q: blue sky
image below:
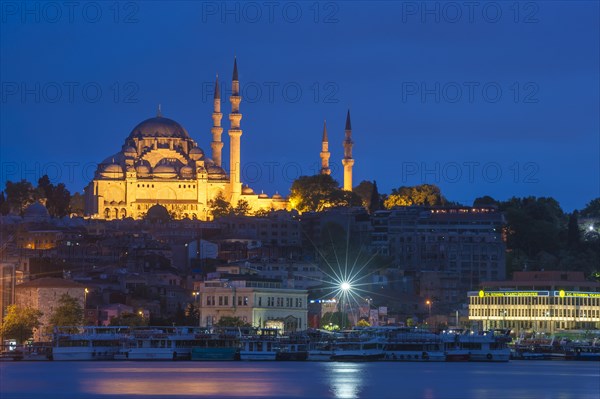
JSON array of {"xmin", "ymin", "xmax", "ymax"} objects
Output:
[{"xmin": 1, "ymin": 1, "xmax": 598, "ymax": 211}]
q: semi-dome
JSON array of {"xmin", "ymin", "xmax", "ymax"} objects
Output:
[
  {"xmin": 128, "ymin": 116, "xmax": 190, "ymax": 140},
  {"xmin": 136, "ymin": 164, "xmax": 151, "ymax": 177},
  {"xmin": 100, "ymin": 163, "xmax": 124, "ymax": 178},
  {"xmin": 153, "ymin": 164, "xmax": 178, "ymax": 179}
]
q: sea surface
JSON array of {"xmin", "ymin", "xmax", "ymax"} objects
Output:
[{"xmin": 1, "ymin": 361, "xmax": 599, "ymax": 399}]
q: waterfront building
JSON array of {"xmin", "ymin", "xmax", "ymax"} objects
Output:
[
  {"xmin": 194, "ymin": 276, "xmax": 308, "ymax": 332},
  {"xmin": 468, "ymin": 271, "xmax": 600, "ymax": 333}
]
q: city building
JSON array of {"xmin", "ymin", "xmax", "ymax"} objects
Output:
[
  {"xmin": 468, "ymin": 271, "xmax": 600, "ymax": 333},
  {"xmin": 194, "ymin": 276, "xmax": 307, "ymax": 332},
  {"xmin": 15, "ymin": 278, "xmax": 86, "ymax": 341},
  {"xmin": 370, "ymin": 206, "xmax": 506, "ymax": 297}
]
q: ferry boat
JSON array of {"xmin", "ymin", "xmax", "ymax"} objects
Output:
[
  {"xmin": 276, "ymin": 334, "xmax": 309, "ymax": 361},
  {"xmin": 443, "ymin": 329, "xmax": 511, "ymax": 362},
  {"xmin": 239, "ymin": 328, "xmax": 280, "ymax": 361},
  {"xmin": 123, "ymin": 326, "xmax": 204, "ymax": 360},
  {"xmin": 52, "ymin": 326, "xmax": 127, "ymax": 361},
  {"xmin": 331, "ymin": 337, "xmax": 385, "ymax": 362},
  {"xmin": 191, "ymin": 328, "xmax": 240, "ymax": 361},
  {"xmin": 565, "ymin": 342, "xmax": 600, "ymax": 361},
  {"xmin": 381, "ymin": 328, "xmax": 446, "ymax": 362}
]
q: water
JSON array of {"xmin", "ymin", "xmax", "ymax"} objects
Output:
[{"xmin": 1, "ymin": 361, "xmax": 599, "ymax": 399}]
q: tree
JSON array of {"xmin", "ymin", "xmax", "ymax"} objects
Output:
[
  {"xmin": 357, "ymin": 319, "xmax": 371, "ymax": 327},
  {"xmin": 46, "ymin": 182, "xmax": 71, "ymax": 218},
  {"xmin": 473, "ymin": 195, "xmax": 498, "ymax": 207},
  {"xmin": 4, "ymin": 180, "xmax": 37, "ymax": 215},
  {"xmin": 233, "ymin": 199, "xmax": 251, "ymax": 216},
  {"xmin": 353, "ymin": 180, "xmax": 382, "ymax": 214},
  {"xmin": 384, "ymin": 184, "xmax": 447, "ymax": 208},
  {"xmin": 253, "ymin": 208, "xmax": 272, "ymax": 217},
  {"xmin": 0, "ymin": 191, "xmax": 7, "ymax": 215},
  {"xmin": 289, "ymin": 174, "xmax": 362, "ymax": 213},
  {"xmin": 185, "ymin": 303, "xmax": 199, "ymax": 326},
  {"xmin": 215, "ymin": 316, "xmax": 251, "ymax": 327},
  {"xmin": 0, "ymin": 305, "xmax": 43, "ymax": 344},
  {"xmin": 580, "ymin": 198, "xmax": 600, "ymax": 218},
  {"xmin": 208, "ymin": 192, "xmax": 232, "ymax": 218},
  {"xmin": 109, "ymin": 312, "xmax": 148, "ymax": 327},
  {"xmin": 69, "ymin": 192, "xmax": 85, "ymax": 216},
  {"xmin": 320, "ymin": 312, "xmax": 350, "ymax": 330},
  {"xmin": 47, "ymin": 294, "xmax": 83, "ymax": 333},
  {"xmin": 567, "ymin": 212, "xmax": 581, "ymax": 249}
]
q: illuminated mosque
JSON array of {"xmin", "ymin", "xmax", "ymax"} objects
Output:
[{"xmin": 84, "ymin": 59, "xmax": 354, "ymax": 220}]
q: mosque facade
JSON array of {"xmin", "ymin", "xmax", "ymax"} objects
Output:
[{"xmin": 84, "ymin": 59, "xmax": 287, "ymax": 220}]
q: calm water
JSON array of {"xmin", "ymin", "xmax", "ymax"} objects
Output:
[{"xmin": 1, "ymin": 361, "xmax": 599, "ymax": 399}]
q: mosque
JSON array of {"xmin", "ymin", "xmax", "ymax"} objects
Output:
[{"xmin": 84, "ymin": 59, "xmax": 355, "ymax": 220}]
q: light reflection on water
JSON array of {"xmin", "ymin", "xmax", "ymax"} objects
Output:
[
  {"xmin": 327, "ymin": 363, "xmax": 366, "ymax": 399},
  {"xmin": 1, "ymin": 361, "xmax": 599, "ymax": 399}
]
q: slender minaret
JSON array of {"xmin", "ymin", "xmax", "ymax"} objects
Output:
[
  {"xmin": 342, "ymin": 110, "xmax": 354, "ymax": 191},
  {"xmin": 320, "ymin": 120, "xmax": 331, "ymax": 175},
  {"xmin": 228, "ymin": 57, "xmax": 243, "ymax": 201},
  {"xmin": 211, "ymin": 75, "xmax": 224, "ymax": 167}
]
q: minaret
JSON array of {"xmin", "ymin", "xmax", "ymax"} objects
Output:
[
  {"xmin": 320, "ymin": 120, "xmax": 331, "ymax": 175},
  {"xmin": 228, "ymin": 57, "xmax": 243, "ymax": 201},
  {"xmin": 342, "ymin": 110, "xmax": 354, "ymax": 191},
  {"xmin": 211, "ymin": 75, "xmax": 224, "ymax": 167}
]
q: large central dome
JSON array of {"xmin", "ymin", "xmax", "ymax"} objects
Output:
[{"xmin": 128, "ymin": 116, "xmax": 190, "ymax": 140}]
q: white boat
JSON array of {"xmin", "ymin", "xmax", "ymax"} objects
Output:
[
  {"xmin": 443, "ymin": 329, "xmax": 511, "ymax": 362},
  {"xmin": 239, "ymin": 329, "xmax": 280, "ymax": 361},
  {"xmin": 52, "ymin": 326, "xmax": 127, "ymax": 361},
  {"xmin": 307, "ymin": 341, "xmax": 335, "ymax": 361},
  {"xmin": 381, "ymin": 328, "xmax": 446, "ymax": 362},
  {"xmin": 123, "ymin": 327, "xmax": 204, "ymax": 360},
  {"xmin": 331, "ymin": 338, "xmax": 385, "ymax": 361}
]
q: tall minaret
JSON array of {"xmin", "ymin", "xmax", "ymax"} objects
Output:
[
  {"xmin": 342, "ymin": 110, "xmax": 354, "ymax": 191},
  {"xmin": 320, "ymin": 120, "xmax": 331, "ymax": 175},
  {"xmin": 228, "ymin": 57, "xmax": 243, "ymax": 201},
  {"xmin": 211, "ymin": 75, "xmax": 224, "ymax": 167}
]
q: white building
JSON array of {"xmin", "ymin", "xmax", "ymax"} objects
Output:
[{"xmin": 194, "ymin": 277, "xmax": 307, "ymax": 332}]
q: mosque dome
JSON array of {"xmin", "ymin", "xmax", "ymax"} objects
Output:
[
  {"xmin": 153, "ymin": 165, "xmax": 178, "ymax": 179},
  {"xmin": 189, "ymin": 147, "xmax": 204, "ymax": 161},
  {"xmin": 100, "ymin": 163, "xmax": 124, "ymax": 178},
  {"xmin": 127, "ymin": 116, "xmax": 190, "ymax": 140},
  {"xmin": 123, "ymin": 146, "xmax": 137, "ymax": 157},
  {"xmin": 180, "ymin": 165, "xmax": 194, "ymax": 178},
  {"xmin": 258, "ymin": 192, "xmax": 269, "ymax": 199},
  {"xmin": 136, "ymin": 164, "xmax": 151, "ymax": 177},
  {"xmin": 272, "ymin": 192, "xmax": 283, "ymax": 199},
  {"xmin": 242, "ymin": 186, "xmax": 255, "ymax": 195},
  {"xmin": 145, "ymin": 204, "xmax": 171, "ymax": 223},
  {"xmin": 207, "ymin": 165, "xmax": 227, "ymax": 179},
  {"xmin": 23, "ymin": 202, "xmax": 50, "ymax": 222}
]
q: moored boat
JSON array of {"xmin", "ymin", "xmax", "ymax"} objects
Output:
[{"xmin": 52, "ymin": 326, "xmax": 127, "ymax": 361}]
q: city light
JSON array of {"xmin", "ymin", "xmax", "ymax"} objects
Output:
[{"xmin": 341, "ymin": 282, "xmax": 351, "ymax": 291}]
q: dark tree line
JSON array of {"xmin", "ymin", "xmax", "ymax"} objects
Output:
[{"xmin": 0, "ymin": 175, "xmax": 83, "ymax": 217}]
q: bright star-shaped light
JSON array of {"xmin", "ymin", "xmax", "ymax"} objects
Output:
[{"xmin": 341, "ymin": 282, "xmax": 351, "ymax": 291}]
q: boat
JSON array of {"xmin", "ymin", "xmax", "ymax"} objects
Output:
[
  {"xmin": 443, "ymin": 329, "xmax": 511, "ymax": 362},
  {"xmin": 52, "ymin": 326, "xmax": 127, "ymax": 361},
  {"xmin": 381, "ymin": 327, "xmax": 446, "ymax": 362},
  {"xmin": 276, "ymin": 334, "xmax": 309, "ymax": 361},
  {"xmin": 123, "ymin": 326, "xmax": 205, "ymax": 360},
  {"xmin": 330, "ymin": 332, "xmax": 385, "ymax": 362},
  {"xmin": 239, "ymin": 328, "xmax": 280, "ymax": 361},
  {"xmin": 565, "ymin": 340, "xmax": 600, "ymax": 361},
  {"xmin": 191, "ymin": 328, "xmax": 240, "ymax": 361}
]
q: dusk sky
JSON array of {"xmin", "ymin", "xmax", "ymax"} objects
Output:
[{"xmin": 1, "ymin": 1, "xmax": 598, "ymax": 211}]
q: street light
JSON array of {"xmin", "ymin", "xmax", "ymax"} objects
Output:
[
  {"xmin": 425, "ymin": 300, "xmax": 432, "ymax": 318},
  {"xmin": 340, "ymin": 282, "xmax": 351, "ymax": 329},
  {"xmin": 193, "ymin": 291, "xmax": 201, "ymax": 327},
  {"xmin": 84, "ymin": 288, "xmax": 89, "ymax": 310}
]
